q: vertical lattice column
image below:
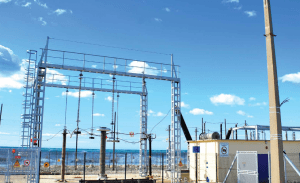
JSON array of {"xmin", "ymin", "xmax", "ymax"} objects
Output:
[
  {"xmin": 171, "ymin": 81, "xmax": 181, "ymax": 183},
  {"xmin": 21, "ymin": 50, "xmax": 37, "ymax": 148},
  {"xmin": 139, "ymin": 78, "xmax": 148, "ymax": 176},
  {"xmin": 167, "ymin": 146, "xmax": 171, "ymax": 170}
]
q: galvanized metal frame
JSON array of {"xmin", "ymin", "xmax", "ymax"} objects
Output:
[
  {"xmin": 21, "ymin": 37, "xmax": 181, "ymax": 183},
  {"xmin": 139, "ymin": 78, "xmax": 148, "ymax": 176},
  {"xmin": 21, "ymin": 50, "xmax": 37, "ymax": 148}
]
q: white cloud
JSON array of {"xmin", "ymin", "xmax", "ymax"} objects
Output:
[
  {"xmin": 62, "ymin": 91, "xmax": 93, "ymax": 98},
  {"xmin": 9, "ymin": 90, "xmax": 12, "ymax": 93},
  {"xmin": 237, "ymin": 110, "xmax": 246, "ymax": 116},
  {"xmin": 0, "ymin": 73, "xmax": 23, "ymax": 89},
  {"xmin": 154, "ymin": 18, "xmax": 162, "ymax": 22},
  {"xmin": 237, "ymin": 110, "xmax": 254, "ymax": 118},
  {"xmin": 54, "ymin": 9, "xmax": 67, "ymax": 15},
  {"xmin": 0, "ymin": 47, "xmax": 26, "ymax": 89},
  {"xmin": 91, "ymin": 65, "xmax": 97, "ymax": 68},
  {"xmin": 181, "ymin": 101, "xmax": 189, "ymax": 108},
  {"xmin": 165, "ymin": 7, "xmax": 170, "ymax": 12},
  {"xmin": 0, "ymin": 0, "xmax": 11, "ymax": 3},
  {"xmin": 249, "ymin": 97, "xmax": 256, "ymax": 101},
  {"xmin": 183, "ymin": 92, "xmax": 188, "ymax": 95},
  {"xmin": 223, "ymin": 0, "xmax": 239, "ymax": 3},
  {"xmin": 34, "ymin": 0, "xmax": 47, "ymax": 8},
  {"xmin": 69, "ymin": 10, "xmax": 73, "ymax": 14},
  {"xmin": 189, "ymin": 108, "xmax": 213, "ymax": 115},
  {"xmin": 55, "ymin": 124, "xmax": 61, "ymax": 126},
  {"xmin": 105, "ymin": 96, "xmax": 116, "ymax": 102},
  {"xmin": 128, "ymin": 61, "xmax": 159, "ymax": 75},
  {"xmin": 244, "ymin": 11, "xmax": 257, "ymax": 17},
  {"xmin": 38, "ymin": 17, "xmax": 47, "ymax": 26},
  {"xmin": 0, "ymin": 44, "xmax": 21, "ymax": 75},
  {"xmin": 22, "ymin": 2, "xmax": 31, "ymax": 7},
  {"xmin": 149, "ymin": 110, "xmax": 155, "ymax": 114},
  {"xmin": 156, "ymin": 112, "xmax": 165, "ymax": 116},
  {"xmin": 210, "ymin": 94, "xmax": 245, "ymax": 105},
  {"xmin": 105, "ymin": 96, "xmax": 113, "ymax": 101},
  {"xmin": 234, "ymin": 6, "xmax": 242, "ymax": 10},
  {"xmin": 249, "ymin": 102, "xmax": 267, "ymax": 106},
  {"xmin": 280, "ymin": 72, "xmax": 300, "ymax": 84},
  {"xmin": 46, "ymin": 69, "xmax": 67, "ymax": 85},
  {"xmin": 43, "ymin": 133, "xmax": 61, "ymax": 137},
  {"xmin": 93, "ymin": 113, "xmax": 105, "ymax": 117},
  {"xmin": 0, "ymin": 132, "xmax": 10, "ymax": 135}
]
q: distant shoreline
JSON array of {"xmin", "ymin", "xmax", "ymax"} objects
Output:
[{"xmin": 0, "ymin": 146, "xmax": 188, "ymax": 152}]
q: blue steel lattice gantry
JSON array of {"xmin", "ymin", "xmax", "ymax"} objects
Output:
[{"xmin": 20, "ymin": 37, "xmax": 182, "ymax": 183}]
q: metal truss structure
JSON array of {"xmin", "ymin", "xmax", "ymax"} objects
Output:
[
  {"xmin": 21, "ymin": 37, "xmax": 181, "ymax": 183},
  {"xmin": 232, "ymin": 125, "xmax": 300, "ymax": 140}
]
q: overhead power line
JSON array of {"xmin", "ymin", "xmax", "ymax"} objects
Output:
[{"xmin": 49, "ymin": 37, "xmax": 171, "ymax": 56}]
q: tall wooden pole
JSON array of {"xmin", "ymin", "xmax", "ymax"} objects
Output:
[{"xmin": 264, "ymin": 0, "xmax": 285, "ymax": 182}]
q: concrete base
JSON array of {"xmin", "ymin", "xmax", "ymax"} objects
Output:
[{"xmin": 98, "ymin": 174, "xmax": 107, "ymax": 180}]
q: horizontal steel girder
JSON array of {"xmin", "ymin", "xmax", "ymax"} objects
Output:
[
  {"xmin": 45, "ymin": 83, "xmax": 143, "ymax": 95},
  {"xmin": 40, "ymin": 63, "xmax": 180, "ymax": 82}
]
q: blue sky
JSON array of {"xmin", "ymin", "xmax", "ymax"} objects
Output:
[{"xmin": 0, "ymin": 0, "xmax": 299, "ymax": 150}]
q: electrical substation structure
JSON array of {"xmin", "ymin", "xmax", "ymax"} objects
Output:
[{"xmin": 20, "ymin": 37, "xmax": 182, "ymax": 183}]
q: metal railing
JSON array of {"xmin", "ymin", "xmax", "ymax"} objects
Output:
[{"xmin": 42, "ymin": 49, "xmax": 180, "ymax": 79}]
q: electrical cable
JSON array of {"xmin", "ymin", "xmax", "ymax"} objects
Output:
[
  {"xmin": 150, "ymin": 109, "xmax": 171, "ymax": 133},
  {"xmin": 43, "ymin": 130, "xmax": 63, "ymax": 141},
  {"xmin": 119, "ymin": 138, "xmax": 141, "ymax": 144},
  {"xmin": 49, "ymin": 37, "xmax": 171, "ymax": 56}
]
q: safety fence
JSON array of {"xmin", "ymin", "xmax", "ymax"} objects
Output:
[
  {"xmin": 39, "ymin": 150, "xmax": 188, "ymax": 177},
  {"xmin": 0, "ymin": 148, "xmax": 39, "ymax": 183}
]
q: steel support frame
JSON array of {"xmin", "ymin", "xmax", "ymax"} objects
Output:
[
  {"xmin": 171, "ymin": 80, "xmax": 181, "ymax": 183},
  {"xmin": 23, "ymin": 38, "xmax": 181, "ymax": 183},
  {"xmin": 139, "ymin": 78, "xmax": 148, "ymax": 176}
]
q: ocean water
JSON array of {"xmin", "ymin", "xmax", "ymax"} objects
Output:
[
  {"xmin": 40, "ymin": 148, "xmax": 188, "ymax": 166},
  {"xmin": 0, "ymin": 147, "xmax": 188, "ymax": 166}
]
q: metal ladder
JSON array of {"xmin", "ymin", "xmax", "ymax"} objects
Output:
[
  {"xmin": 29, "ymin": 62, "xmax": 47, "ymax": 183},
  {"xmin": 21, "ymin": 50, "xmax": 37, "ymax": 148}
]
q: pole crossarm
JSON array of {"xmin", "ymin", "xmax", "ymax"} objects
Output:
[
  {"xmin": 44, "ymin": 83, "xmax": 143, "ymax": 95},
  {"xmin": 41, "ymin": 63, "xmax": 180, "ymax": 82}
]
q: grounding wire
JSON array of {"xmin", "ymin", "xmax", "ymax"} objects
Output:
[
  {"xmin": 49, "ymin": 37, "xmax": 171, "ymax": 56},
  {"xmin": 150, "ymin": 109, "xmax": 171, "ymax": 133}
]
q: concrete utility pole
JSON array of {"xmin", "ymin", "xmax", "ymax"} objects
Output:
[
  {"xmin": 60, "ymin": 128, "xmax": 67, "ymax": 181},
  {"xmin": 263, "ymin": 0, "xmax": 285, "ymax": 182},
  {"xmin": 98, "ymin": 127, "xmax": 110, "ymax": 179}
]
